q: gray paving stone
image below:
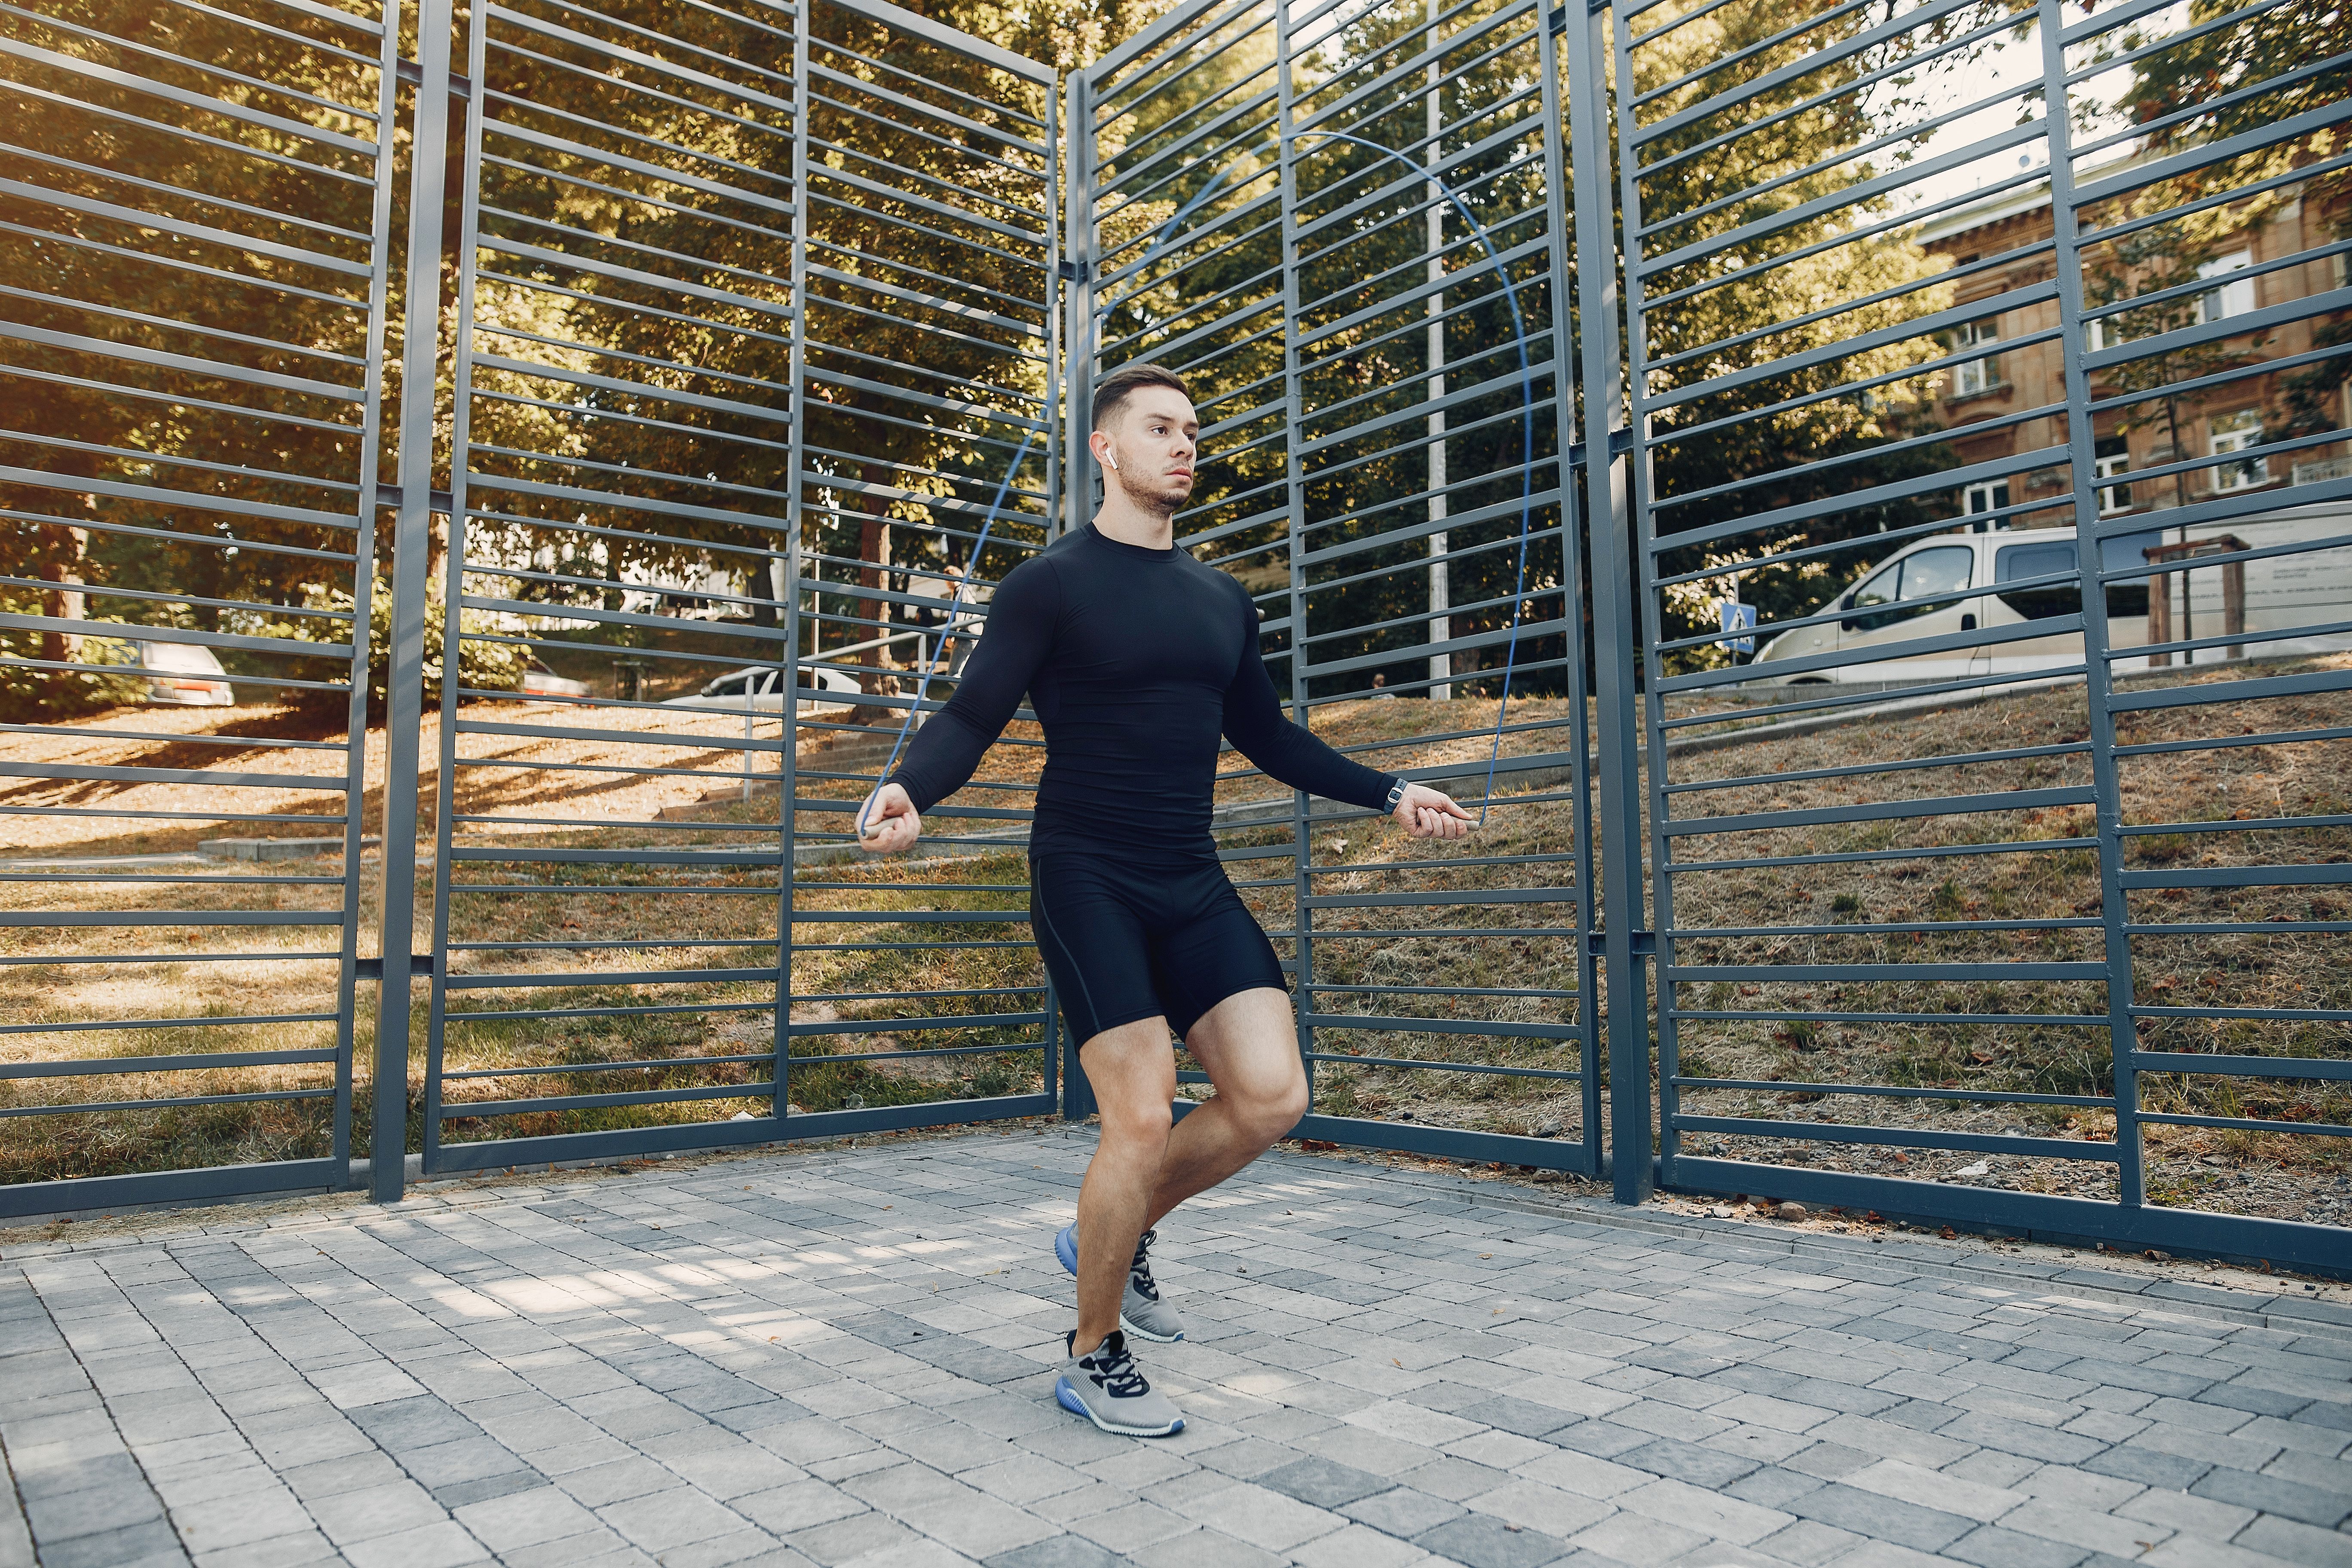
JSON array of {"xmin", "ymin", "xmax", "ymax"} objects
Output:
[
  {"xmin": 1939, "ymin": 1412, "xmax": 2110, "ymax": 1464},
  {"xmin": 9, "ymin": 1136, "xmax": 2349, "ymax": 1568},
  {"xmin": 2077, "ymin": 1444, "xmax": 2212, "ymax": 1490},
  {"xmin": 38, "ymin": 1520, "xmax": 187, "ymax": 1568},
  {"xmin": 1615, "ymin": 1435, "xmax": 1761, "ymax": 1488},
  {"xmin": 980, "ymin": 1538, "xmax": 1122, "ymax": 1568},
  {"xmin": 1257, "ymin": 1455, "xmax": 1392, "ymax": 1509},
  {"xmin": 1414, "ymin": 1513, "xmax": 1571, "ymax": 1567},
  {"xmin": 12, "ymin": 1450, "xmax": 145, "ymax": 1503},
  {"xmin": 452, "ymin": 1485, "xmax": 604, "ymax": 1554},
  {"xmin": 23, "ymin": 1483, "xmax": 165, "ymax": 1543},
  {"xmin": 2190, "ymin": 1465, "xmax": 2352, "ymax": 1529},
  {"xmin": 1753, "ymin": 1518, "xmax": 1868, "ymax": 1567},
  {"xmin": 1546, "ymin": 1421, "xmax": 1653, "ymax": 1459},
  {"xmin": 1343, "ymin": 1485, "xmax": 1467, "ymax": 1538},
  {"xmin": 1457, "ymin": 1396, "xmax": 1585, "ymax": 1439},
  {"xmin": 1787, "ymin": 1482, "xmax": 1978, "ymax": 1553},
  {"xmin": 597, "ymin": 1488, "xmax": 750, "ymax": 1553},
  {"xmin": 1943, "ymin": 1523, "xmax": 2095, "ymax": 1568},
  {"xmin": 1724, "ymin": 1465, "xmax": 1828, "ymax": 1511},
  {"xmin": 1785, "ymin": 1442, "xmax": 1877, "ymax": 1480},
  {"xmin": 306, "ymin": 1480, "xmax": 448, "ymax": 1546},
  {"xmin": 2231, "ymin": 1513, "xmax": 2352, "ymax": 1568},
  {"xmin": 344, "ymin": 1396, "xmax": 478, "ymax": 1453}
]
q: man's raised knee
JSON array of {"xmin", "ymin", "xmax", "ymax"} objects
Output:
[
  {"xmin": 1239, "ymin": 1076, "xmax": 1308, "ymax": 1143},
  {"xmin": 1099, "ymin": 1096, "xmax": 1173, "ymax": 1148}
]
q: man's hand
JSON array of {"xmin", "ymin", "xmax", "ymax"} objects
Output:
[
  {"xmin": 1392, "ymin": 782, "xmax": 1473, "ymax": 840},
  {"xmin": 858, "ymin": 782, "xmax": 921, "ymax": 853}
]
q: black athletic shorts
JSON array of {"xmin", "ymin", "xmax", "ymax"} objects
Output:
[{"xmin": 1027, "ymin": 849, "xmax": 1287, "ymax": 1046}]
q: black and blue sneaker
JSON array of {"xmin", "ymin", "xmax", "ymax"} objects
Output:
[
  {"xmin": 1054, "ymin": 1223, "xmax": 1184, "ymax": 1343},
  {"xmin": 1056, "ymin": 1329, "xmax": 1184, "ymax": 1436}
]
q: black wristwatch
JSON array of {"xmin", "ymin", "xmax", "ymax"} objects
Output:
[{"xmin": 1383, "ymin": 777, "xmax": 1408, "ymax": 814}]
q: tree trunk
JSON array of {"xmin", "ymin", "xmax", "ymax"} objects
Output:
[
  {"xmin": 37, "ymin": 521, "xmax": 88, "ymax": 698},
  {"xmin": 849, "ymin": 467, "xmax": 897, "ymax": 726},
  {"xmin": 747, "ymin": 555, "xmax": 780, "ymax": 628}
]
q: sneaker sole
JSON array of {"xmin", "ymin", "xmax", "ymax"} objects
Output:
[
  {"xmin": 1054, "ymin": 1377, "xmax": 1184, "ymax": 1437},
  {"xmin": 1120, "ymin": 1314, "xmax": 1183, "ymax": 1345}
]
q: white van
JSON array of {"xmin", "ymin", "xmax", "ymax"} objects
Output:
[
  {"xmin": 1749, "ymin": 500, "xmax": 2352, "ymax": 684},
  {"xmin": 135, "ymin": 640, "xmax": 234, "ymax": 706}
]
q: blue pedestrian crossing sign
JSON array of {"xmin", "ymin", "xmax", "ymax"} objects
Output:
[{"xmin": 1718, "ymin": 598, "xmax": 1757, "ymax": 656}]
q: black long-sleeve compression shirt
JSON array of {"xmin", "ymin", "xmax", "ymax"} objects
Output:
[{"xmin": 884, "ymin": 524, "xmax": 1399, "ymax": 858}]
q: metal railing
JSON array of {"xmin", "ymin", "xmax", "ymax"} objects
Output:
[
  {"xmin": 1072, "ymin": 0, "xmax": 1606, "ymax": 1174},
  {"xmin": 1622, "ymin": 0, "xmax": 2352, "ymax": 1269},
  {"xmin": 5, "ymin": 0, "xmax": 2348, "ymax": 1270},
  {"xmin": 410, "ymin": 0, "xmax": 1063, "ymax": 1181},
  {"xmin": 0, "ymin": 0, "xmax": 396, "ymax": 1216}
]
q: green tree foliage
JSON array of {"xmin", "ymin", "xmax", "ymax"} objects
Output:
[
  {"xmin": 2073, "ymin": 0, "xmax": 2348, "ymax": 487},
  {"xmin": 449, "ymin": 0, "xmax": 1150, "ymax": 722},
  {"xmin": 1, "ymin": 0, "xmax": 1150, "ymax": 723},
  {"xmin": 1090, "ymin": 0, "xmax": 1574, "ymax": 701},
  {"xmin": 1633, "ymin": 0, "xmax": 2020, "ymax": 670},
  {"xmin": 1093, "ymin": 0, "xmax": 1994, "ymax": 687},
  {"xmin": 0, "ymin": 0, "xmax": 392, "ymax": 719}
]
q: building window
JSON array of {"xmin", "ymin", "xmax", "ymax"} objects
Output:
[
  {"xmin": 2210, "ymin": 408, "xmax": 2268, "ymax": 491},
  {"xmin": 2094, "ymin": 437, "xmax": 2131, "ymax": 514},
  {"xmin": 2196, "ymin": 250, "xmax": 2256, "ymax": 325},
  {"xmin": 1964, "ymin": 479, "xmax": 2012, "ymax": 524},
  {"xmin": 1952, "ymin": 318, "xmax": 1999, "ymax": 396}
]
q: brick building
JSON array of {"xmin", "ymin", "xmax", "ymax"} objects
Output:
[{"xmin": 1915, "ymin": 177, "xmax": 2350, "ymax": 533}]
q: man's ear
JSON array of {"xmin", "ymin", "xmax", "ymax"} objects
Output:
[{"xmin": 1090, "ymin": 430, "xmax": 1118, "ymax": 470}]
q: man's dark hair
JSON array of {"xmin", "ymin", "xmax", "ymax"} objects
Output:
[{"xmin": 1090, "ymin": 361, "xmax": 1191, "ymax": 430}]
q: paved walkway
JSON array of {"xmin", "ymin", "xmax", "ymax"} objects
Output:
[{"xmin": 3, "ymin": 1129, "xmax": 2348, "ymax": 1568}]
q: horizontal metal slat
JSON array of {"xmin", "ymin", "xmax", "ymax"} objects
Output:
[
  {"xmin": 0, "ymin": 1048, "xmax": 340, "ymax": 1079},
  {"xmin": 1671, "ymin": 1115, "xmax": 2121, "ymax": 1162}
]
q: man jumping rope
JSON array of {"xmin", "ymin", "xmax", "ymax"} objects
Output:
[{"xmin": 857, "ymin": 362, "xmax": 1473, "ymax": 1437}]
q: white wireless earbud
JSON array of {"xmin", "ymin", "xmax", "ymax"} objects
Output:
[{"xmin": 1104, "ymin": 452, "xmax": 1119, "ymax": 469}]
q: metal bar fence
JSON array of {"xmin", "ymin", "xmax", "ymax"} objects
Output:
[
  {"xmin": 0, "ymin": 0, "xmax": 398, "ymax": 1216},
  {"xmin": 415, "ymin": 0, "xmax": 1062, "ymax": 1185},
  {"xmin": 1078, "ymin": 0, "xmax": 1607, "ymax": 1176},
  {"xmin": 1619, "ymin": 0, "xmax": 2352, "ymax": 1266},
  {"xmin": 6, "ymin": 0, "xmax": 2348, "ymax": 1268}
]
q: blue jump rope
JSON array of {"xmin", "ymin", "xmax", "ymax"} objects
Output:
[
  {"xmin": 854, "ymin": 132, "xmax": 1537, "ymax": 839},
  {"xmin": 854, "ymin": 430, "xmax": 1034, "ymax": 842}
]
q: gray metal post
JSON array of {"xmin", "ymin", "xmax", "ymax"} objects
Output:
[
  {"xmin": 1424, "ymin": 0, "xmax": 1450, "ymax": 701},
  {"xmin": 1062, "ymin": 70, "xmax": 1096, "ymax": 544},
  {"xmin": 776, "ymin": 4, "xmax": 813, "ymax": 1128},
  {"xmin": 1041, "ymin": 76, "xmax": 1065, "ymax": 1112},
  {"xmin": 1060, "ymin": 65, "xmax": 1094, "ymax": 1121},
  {"xmin": 372, "ymin": 0, "xmax": 455, "ymax": 1204},
  {"xmin": 1275, "ymin": 0, "xmax": 1318, "ymax": 1115},
  {"xmin": 2039, "ymin": 0, "xmax": 2144, "ymax": 1211},
  {"xmin": 1571, "ymin": 0, "xmax": 1651, "ymax": 1203},
  {"xmin": 1536, "ymin": 0, "xmax": 1603, "ymax": 1179},
  {"xmin": 334, "ymin": 11, "xmax": 407, "ymax": 1181}
]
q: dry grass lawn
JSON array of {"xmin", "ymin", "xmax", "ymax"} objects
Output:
[{"xmin": 2, "ymin": 669, "xmax": 2346, "ymax": 1229}]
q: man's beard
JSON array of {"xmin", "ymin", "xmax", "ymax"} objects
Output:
[{"xmin": 1112, "ymin": 463, "xmax": 1184, "ymax": 518}]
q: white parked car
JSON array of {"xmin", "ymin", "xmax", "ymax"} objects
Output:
[
  {"xmin": 517, "ymin": 657, "xmax": 592, "ymax": 699},
  {"xmin": 1748, "ymin": 500, "xmax": 2352, "ymax": 685},
  {"xmin": 662, "ymin": 663, "xmax": 862, "ymax": 713},
  {"xmin": 135, "ymin": 640, "xmax": 234, "ymax": 706}
]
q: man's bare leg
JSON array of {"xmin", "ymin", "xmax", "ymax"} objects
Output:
[
  {"xmin": 1070, "ymin": 1018, "xmax": 1176, "ymax": 1357},
  {"xmin": 1071, "ymin": 989, "xmax": 1306, "ymax": 1354},
  {"xmin": 1144, "ymin": 987, "xmax": 1307, "ymax": 1228}
]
